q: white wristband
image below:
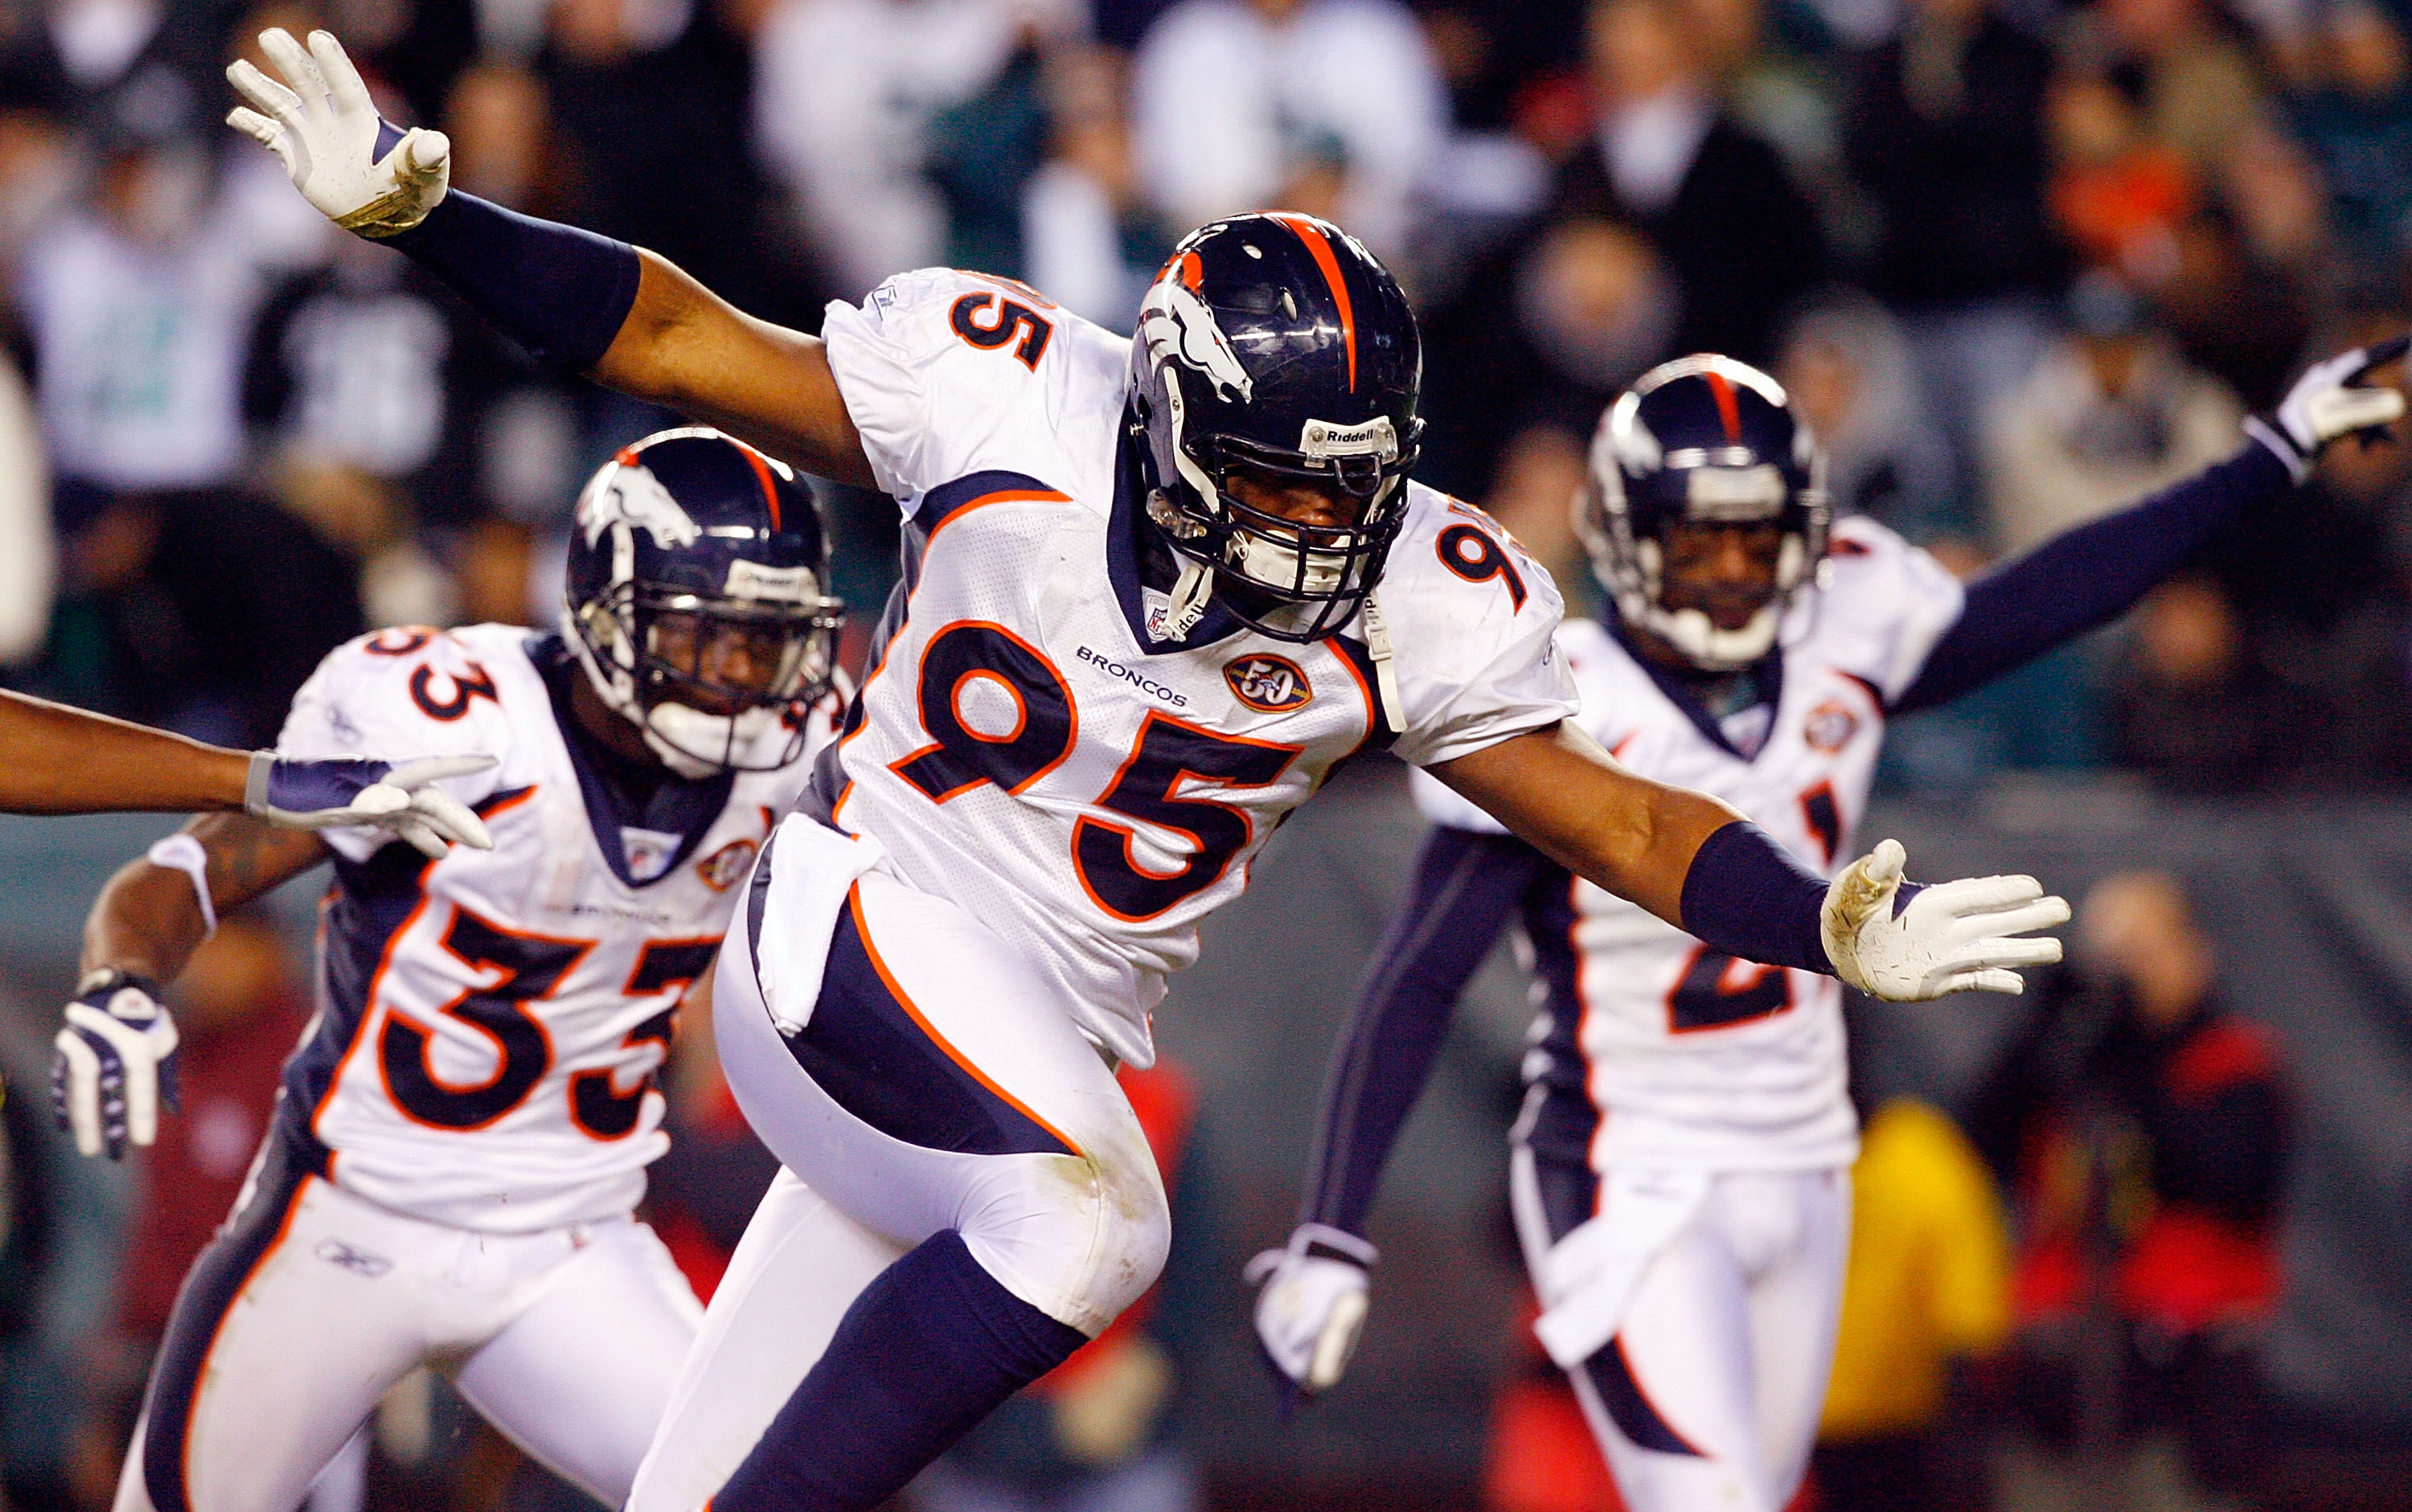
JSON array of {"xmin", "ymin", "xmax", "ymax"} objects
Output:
[{"xmin": 147, "ymin": 833, "xmax": 217, "ymax": 938}]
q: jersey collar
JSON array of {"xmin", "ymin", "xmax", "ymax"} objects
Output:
[
  {"xmin": 1107, "ymin": 428, "xmax": 1248, "ymax": 655},
  {"xmin": 1604, "ymin": 608, "xmax": 1786, "ymax": 764}
]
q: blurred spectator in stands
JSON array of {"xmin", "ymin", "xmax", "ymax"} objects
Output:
[
  {"xmin": 2287, "ymin": 0, "xmax": 2412, "ymax": 273},
  {"xmin": 754, "ymin": 0, "xmax": 1074, "ymax": 297},
  {"xmin": 0, "ymin": 349, "xmax": 53, "ymax": 666},
  {"xmin": 1778, "ymin": 289, "xmax": 1968, "ymax": 543},
  {"xmin": 1843, "ymin": 0, "xmax": 2059, "ymax": 500},
  {"xmin": 1811, "ymin": 1096, "xmax": 2011, "ymax": 1512},
  {"xmin": 2045, "ymin": 65, "xmax": 2194, "ymax": 289},
  {"xmin": 2097, "ymin": 0, "xmax": 2270, "ymax": 180},
  {"xmin": 2102, "ymin": 575, "xmax": 2289, "ymax": 793},
  {"xmin": 550, "ymin": 0, "xmax": 816, "ymax": 323},
  {"xmin": 2204, "ymin": 315, "xmax": 2412, "ymax": 790},
  {"xmin": 244, "ymin": 228, "xmax": 522, "ymax": 627},
  {"xmin": 1417, "ymin": 212, "xmax": 1675, "ymax": 495},
  {"xmin": 1019, "ymin": 47, "xmax": 1173, "ymax": 327},
  {"xmin": 911, "ymin": 1059, "xmax": 1207, "ymax": 1512},
  {"xmin": 1981, "ymin": 271, "xmax": 2241, "ymax": 553},
  {"xmin": 2156, "ymin": 118, "xmax": 2324, "ymax": 412},
  {"xmin": 1130, "ymin": 0, "xmax": 1446, "ymax": 264},
  {"xmin": 1479, "ymin": 423, "xmax": 1589, "ymax": 595},
  {"xmin": 1539, "ymin": 0, "xmax": 1819, "ymax": 366},
  {"xmin": 1968, "ymin": 871, "xmax": 2287, "ymax": 1510}
]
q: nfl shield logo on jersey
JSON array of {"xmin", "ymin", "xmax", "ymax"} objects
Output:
[
  {"xmin": 622, "ymin": 826, "xmax": 681, "ymax": 883},
  {"xmin": 1224, "ymin": 654, "xmax": 1313, "ymax": 712}
]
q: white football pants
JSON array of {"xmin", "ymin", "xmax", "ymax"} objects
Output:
[
  {"xmin": 114, "ymin": 1136, "xmax": 700, "ymax": 1512},
  {"xmin": 626, "ymin": 842, "xmax": 1167, "ymax": 1512},
  {"xmin": 1512, "ymin": 1149, "xmax": 1850, "ymax": 1512}
]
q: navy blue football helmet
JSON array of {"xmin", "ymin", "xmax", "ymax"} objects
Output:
[
  {"xmin": 1575, "ymin": 354, "xmax": 1830, "ymax": 670},
  {"xmin": 564, "ymin": 428, "xmax": 845, "ymax": 776},
  {"xmin": 1128, "ymin": 213, "xmax": 1423, "ymax": 642}
]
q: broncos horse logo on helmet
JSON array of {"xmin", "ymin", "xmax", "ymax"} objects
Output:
[
  {"xmin": 1575, "ymin": 354, "xmax": 1832, "ymax": 672},
  {"xmin": 1129, "ymin": 213, "xmax": 1423, "ymax": 643},
  {"xmin": 565, "ymin": 428, "xmax": 846, "ymax": 776}
]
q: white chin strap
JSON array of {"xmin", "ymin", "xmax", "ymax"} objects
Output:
[{"xmin": 1644, "ymin": 603, "xmax": 1782, "ymax": 670}]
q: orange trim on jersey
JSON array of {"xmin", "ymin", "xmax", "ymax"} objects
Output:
[
  {"xmin": 846, "ymin": 885, "xmax": 1086, "ymax": 1159},
  {"xmin": 1330, "ymin": 644, "xmax": 1382, "ymax": 760},
  {"xmin": 474, "ymin": 785, "xmax": 539, "ymax": 822},
  {"xmin": 312, "ymin": 876, "xmax": 437, "ymax": 1149},
  {"xmin": 738, "ymin": 445, "xmax": 783, "ymax": 533},
  {"xmin": 1271, "ymin": 215, "xmax": 1357, "ymax": 391},
  {"xmin": 1705, "ymin": 368, "xmax": 1741, "ymax": 443},
  {"xmin": 924, "ymin": 490, "xmax": 1068, "ymax": 548},
  {"xmin": 184, "ymin": 1173, "xmax": 316, "ymax": 1492},
  {"xmin": 375, "ymin": 906, "xmax": 594, "ymax": 1134}
]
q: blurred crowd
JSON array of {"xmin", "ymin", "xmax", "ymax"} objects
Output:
[{"xmin": 0, "ymin": 0, "xmax": 2405, "ymax": 788}]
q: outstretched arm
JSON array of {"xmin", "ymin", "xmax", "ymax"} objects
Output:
[
  {"xmin": 226, "ymin": 28, "xmax": 877, "ymax": 489},
  {"xmin": 1251, "ymin": 825, "xmax": 1542, "ymax": 1399},
  {"xmin": 1430, "ymin": 721, "xmax": 2065, "ymax": 1000},
  {"xmin": 0, "ymin": 692, "xmax": 253, "ymax": 814},
  {"xmin": 1302, "ymin": 826, "xmax": 1546, "ymax": 1237},
  {"xmin": 0, "ymin": 693, "xmax": 490, "ymax": 854},
  {"xmin": 1899, "ymin": 338, "xmax": 2408, "ymax": 713}
]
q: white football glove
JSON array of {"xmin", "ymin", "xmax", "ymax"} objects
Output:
[
  {"xmin": 51, "ymin": 970, "xmax": 178, "ymax": 1160},
  {"xmin": 226, "ymin": 28, "xmax": 449, "ymax": 237},
  {"xmin": 1822, "ymin": 838, "xmax": 2069, "ymax": 1001},
  {"xmin": 1245, "ymin": 1223, "xmax": 1376, "ymax": 1398},
  {"xmin": 246, "ymin": 753, "xmax": 496, "ymax": 858},
  {"xmin": 2244, "ymin": 334, "xmax": 2409, "ymax": 482}
]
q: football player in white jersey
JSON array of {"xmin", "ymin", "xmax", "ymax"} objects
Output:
[
  {"xmin": 1262, "ymin": 346, "xmax": 2406, "ymax": 1511},
  {"xmin": 57, "ymin": 427, "xmax": 845, "ymax": 1512},
  {"xmin": 224, "ymin": 31, "xmax": 2070, "ymax": 1509}
]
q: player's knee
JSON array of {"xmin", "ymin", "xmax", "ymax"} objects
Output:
[{"xmin": 962, "ymin": 1147, "xmax": 1169, "ymax": 1334}]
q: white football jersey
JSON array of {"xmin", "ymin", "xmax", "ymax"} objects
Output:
[
  {"xmin": 818, "ymin": 267, "xmax": 1578, "ymax": 1065},
  {"xmin": 1417, "ymin": 518, "xmax": 1965, "ymax": 1170},
  {"xmin": 273, "ymin": 623, "xmax": 827, "ymax": 1232}
]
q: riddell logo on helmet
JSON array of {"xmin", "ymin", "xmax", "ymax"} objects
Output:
[{"xmin": 1224, "ymin": 655, "xmax": 1312, "ymax": 712}]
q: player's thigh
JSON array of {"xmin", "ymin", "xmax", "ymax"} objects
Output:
[
  {"xmin": 626, "ymin": 1170, "xmax": 908, "ymax": 1512},
  {"xmin": 720, "ymin": 863, "xmax": 1165, "ymax": 1328},
  {"xmin": 124, "ymin": 1151, "xmax": 427, "ymax": 1512},
  {"xmin": 1741, "ymin": 1168, "xmax": 1852, "ymax": 1502},
  {"xmin": 1581, "ymin": 1209, "xmax": 1774, "ymax": 1510},
  {"xmin": 450, "ymin": 1215, "xmax": 704, "ymax": 1507}
]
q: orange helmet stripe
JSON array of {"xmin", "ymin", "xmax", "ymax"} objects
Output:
[
  {"xmin": 1270, "ymin": 214, "xmax": 1357, "ymax": 391},
  {"xmin": 1705, "ymin": 368, "xmax": 1741, "ymax": 443}
]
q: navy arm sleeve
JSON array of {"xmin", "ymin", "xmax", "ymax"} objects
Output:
[
  {"xmin": 1893, "ymin": 440, "xmax": 2289, "ymax": 714},
  {"xmin": 1300, "ymin": 826, "xmax": 1549, "ymax": 1236},
  {"xmin": 380, "ymin": 190, "xmax": 641, "ymax": 372}
]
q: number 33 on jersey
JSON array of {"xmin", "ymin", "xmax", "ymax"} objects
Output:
[{"xmin": 274, "ymin": 623, "xmax": 827, "ymax": 1233}]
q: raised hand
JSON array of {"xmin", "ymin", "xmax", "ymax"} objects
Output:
[
  {"xmin": 2246, "ymin": 334, "xmax": 2410, "ymax": 482},
  {"xmin": 226, "ymin": 27, "xmax": 449, "ymax": 236},
  {"xmin": 1822, "ymin": 838, "xmax": 2069, "ymax": 1000}
]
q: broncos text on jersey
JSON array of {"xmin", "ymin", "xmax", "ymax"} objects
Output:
[
  {"xmin": 272, "ymin": 623, "xmax": 827, "ymax": 1231},
  {"xmin": 816, "ymin": 267, "xmax": 1578, "ymax": 1065},
  {"xmin": 1417, "ymin": 516, "xmax": 1966, "ymax": 1170}
]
